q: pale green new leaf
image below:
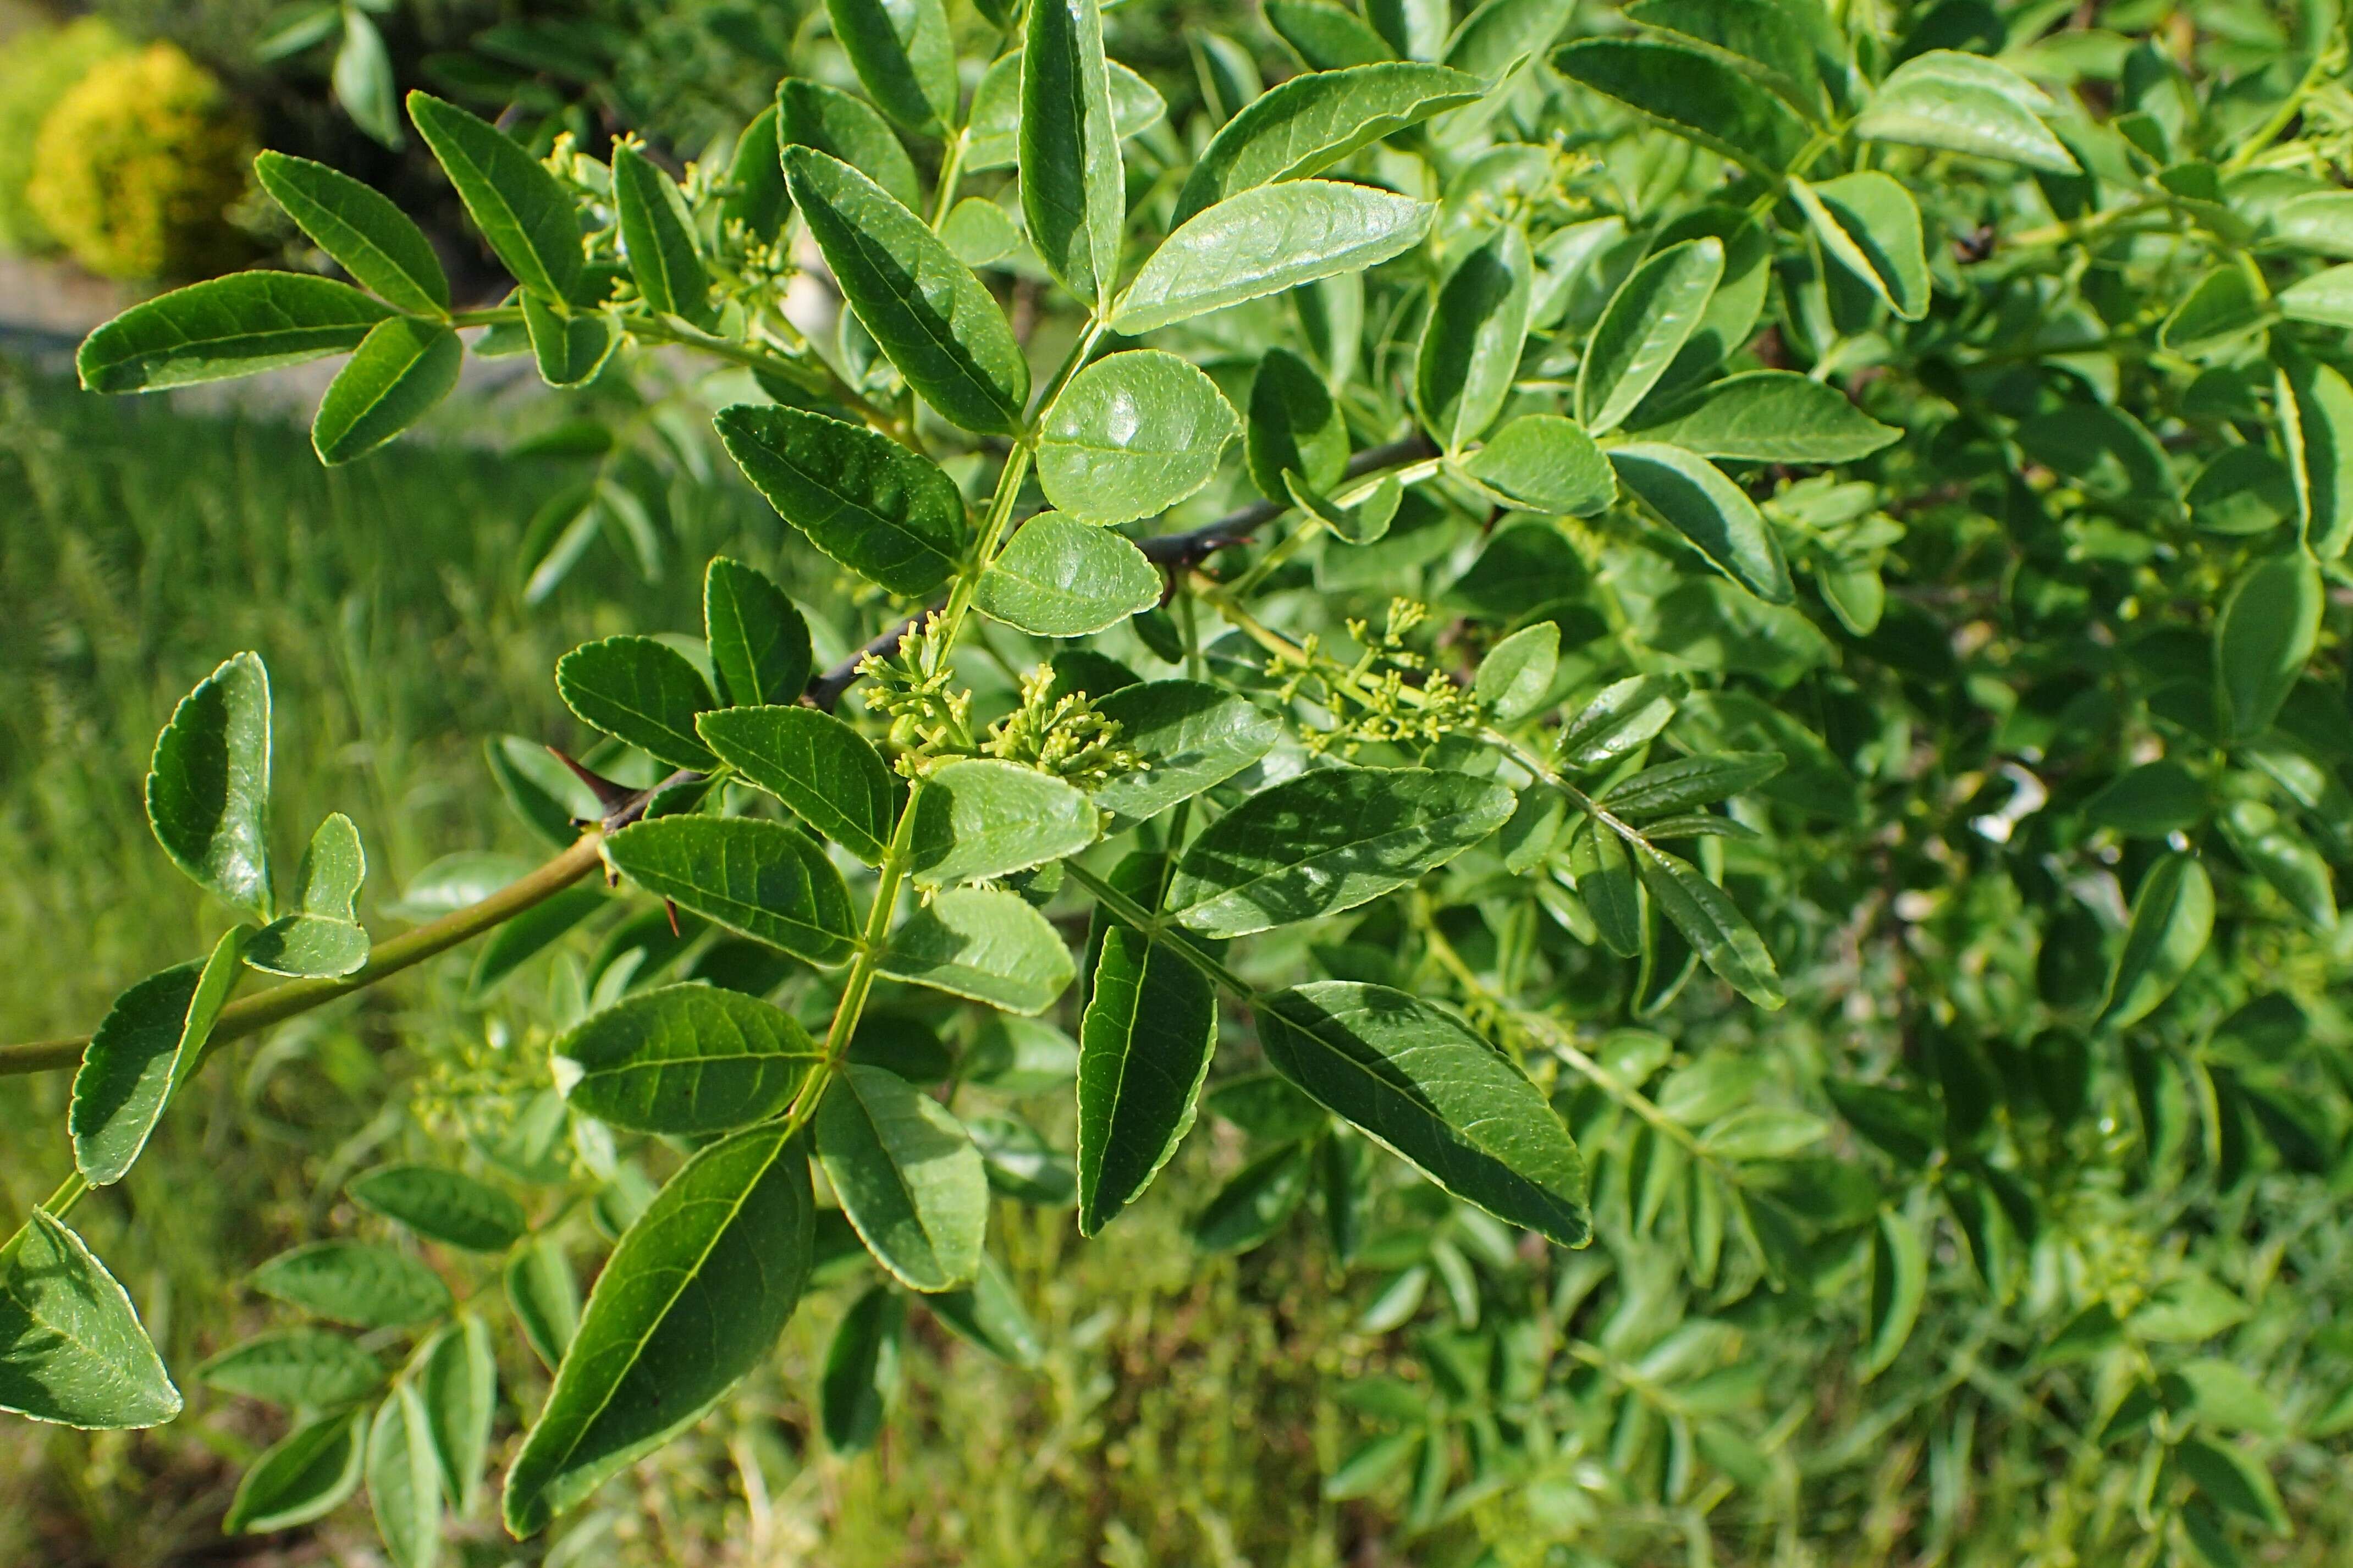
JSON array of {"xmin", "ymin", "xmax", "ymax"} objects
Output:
[
  {"xmin": 909, "ymin": 758, "xmax": 1100, "ymax": 888},
  {"xmin": 145, "ymin": 650, "xmax": 273, "ymax": 918},
  {"xmin": 975, "ymin": 511, "xmax": 1163, "ymax": 636},
  {"xmin": 1460, "ymin": 413, "xmax": 1614, "ymax": 515},
  {"xmin": 312, "ymin": 316, "xmax": 462, "ymax": 464},
  {"xmin": 249, "ymin": 811, "xmax": 368, "ymax": 978},
  {"xmin": 1114, "ymin": 180, "xmax": 1434, "ymax": 334},
  {"xmin": 1039, "ymin": 350, "xmax": 1241, "ymax": 524},
  {"xmin": 0, "ymin": 1210, "xmax": 183, "ymax": 1428}
]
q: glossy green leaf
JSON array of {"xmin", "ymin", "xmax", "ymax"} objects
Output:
[
  {"xmin": 520, "ymin": 293, "xmax": 616, "ymax": 387},
  {"xmin": 1602, "ymin": 750, "xmax": 1783, "ymax": 816},
  {"xmin": 348, "ymin": 1164, "xmax": 526, "ymax": 1252},
  {"xmin": 703, "ymin": 556, "xmax": 813, "ymax": 709},
  {"xmin": 603, "ymin": 818, "xmax": 857, "ymax": 965},
  {"xmin": 1551, "ymin": 37, "xmax": 1811, "ymax": 176},
  {"xmin": 554, "ymin": 982, "xmax": 819, "ymax": 1134},
  {"xmin": 1610, "ymin": 442, "xmax": 1793, "ymax": 603},
  {"xmin": 1191, "ymin": 1142, "xmax": 1315, "ymax": 1252},
  {"xmin": 976, "ymin": 511, "xmax": 1163, "ymax": 635},
  {"xmin": 1460, "ymin": 413, "xmax": 1614, "ymax": 515},
  {"xmin": 783, "ymin": 148, "xmax": 1030, "ymax": 435},
  {"xmin": 199, "ymin": 1328, "xmax": 382, "ymax": 1410},
  {"xmin": 249, "ymin": 811, "xmax": 369, "ymax": 978},
  {"xmin": 697, "ymin": 705, "xmax": 894, "ymax": 863},
  {"xmin": 1417, "ymin": 224, "xmax": 1530, "ymax": 450},
  {"xmin": 2162, "ymin": 266, "xmax": 2269, "ymax": 352},
  {"xmin": 943, "ymin": 196, "xmax": 1023, "ymax": 267},
  {"xmin": 1022, "ymin": 0, "xmax": 1124, "ymax": 308},
  {"xmin": 1577, "ymin": 238, "xmax": 1722, "ymax": 434},
  {"xmin": 1628, "ymin": 838, "xmax": 1784, "ymax": 1007},
  {"xmin": 71, "ymin": 927, "xmax": 246, "ymax": 1185},
  {"xmin": 1268, "ymin": 0, "xmax": 1393, "ymax": 69},
  {"xmin": 714, "ymin": 403, "xmax": 966, "ymax": 595},
  {"xmin": 255, "ymin": 151, "xmax": 449, "ymax": 315},
  {"xmin": 2099, "ymin": 854, "xmax": 2214, "ymax": 1030},
  {"xmin": 1114, "ymin": 179, "xmax": 1434, "ymax": 335},
  {"xmin": 1570, "ymin": 823, "xmax": 1642, "ymax": 957},
  {"xmin": 0, "ymin": 1210, "xmax": 182, "ymax": 1428},
  {"xmin": 613, "ymin": 141, "xmax": 710, "ymax": 325},
  {"xmin": 1791, "ymin": 173, "xmax": 1930, "ymax": 322},
  {"xmin": 503, "ymin": 1122, "xmax": 814, "ymax": 1535},
  {"xmin": 817, "ymin": 1064, "xmax": 988, "ymax": 1291},
  {"xmin": 1175, "ymin": 62, "xmax": 1481, "ymax": 226},
  {"xmin": 1091, "ymin": 681, "xmax": 1284, "ymax": 824},
  {"xmin": 407, "ymin": 92, "xmax": 583, "ymax": 302},
  {"xmin": 819, "ymin": 1285, "xmax": 905, "ymax": 1453},
  {"xmin": 1247, "ymin": 345, "xmax": 1348, "ymax": 501},
  {"xmin": 367, "ymin": 1383, "xmax": 443, "ymax": 1568},
  {"xmin": 1557, "ymin": 675, "xmax": 1680, "ymax": 768},
  {"xmin": 1626, "ymin": 370, "xmax": 1900, "ymax": 462},
  {"xmin": 1168, "ymin": 766, "xmax": 1516, "ymax": 937},
  {"xmin": 909, "ymin": 758, "xmax": 1099, "ymax": 888},
  {"xmin": 1256, "ymin": 982, "xmax": 1588, "ymax": 1245},
  {"xmin": 1079, "ymin": 854, "xmax": 1219, "ymax": 1233},
  {"xmin": 312, "ymin": 315, "xmax": 462, "ymax": 465},
  {"xmin": 227, "ymin": 1408, "xmax": 366, "ymax": 1533},
  {"xmin": 418, "ymin": 1315, "xmax": 496, "ymax": 1512},
  {"xmin": 878, "ymin": 886, "xmax": 1076, "ymax": 1013},
  {"xmin": 78, "ymin": 273, "xmax": 393, "ymax": 393},
  {"xmin": 778, "ymin": 79, "xmax": 920, "ymax": 211},
  {"xmin": 1853, "ymin": 50, "xmax": 2079, "ymax": 174},
  {"xmin": 1623, "ymin": 0, "xmax": 1832, "ymax": 113},
  {"xmin": 251, "ymin": 1242, "xmax": 453, "ymax": 1329},
  {"xmin": 1474, "ymin": 621, "xmax": 1558, "ymax": 723},
  {"xmin": 824, "ymin": 0, "xmax": 956, "ymax": 131},
  {"xmin": 146, "ymin": 650, "xmax": 273, "ymax": 918},
  {"xmin": 555, "ymin": 634, "xmax": 718, "ymax": 771},
  {"xmin": 1039, "ymin": 350, "xmax": 1241, "ymax": 524},
  {"xmin": 2215, "ymin": 551, "xmax": 2322, "ymax": 742}
]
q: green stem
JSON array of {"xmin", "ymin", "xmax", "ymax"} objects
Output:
[
  {"xmin": 932, "ymin": 130, "xmax": 970, "ymax": 230},
  {"xmin": 1061, "ymin": 862, "xmax": 1255, "ymax": 998},
  {"xmin": 0, "ymin": 832, "xmax": 609, "ymax": 1081}
]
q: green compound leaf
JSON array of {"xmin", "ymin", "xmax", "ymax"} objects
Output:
[
  {"xmin": 1577, "ymin": 237, "xmax": 1722, "ymax": 435},
  {"xmin": 418, "ymin": 1314, "xmax": 497, "ymax": 1513},
  {"xmin": 1169, "ymin": 766, "xmax": 1516, "ymax": 937},
  {"xmin": 250, "ymin": 811, "xmax": 368, "ymax": 979},
  {"xmin": 1416, "ymin": 223, "xmax": 1531, "ymax": 451},
  {"xmin": 255, "ymin": 151, "xmax": 450, "ymax": 315},
  {"xmin": 824, "ymin": 0, "xmax": 957, "ymax": 132},
  {"xmin": 71, "ymin": 926, "xmax": 247, "ymax": 1185},
  {"xmin": 1790, "ymin": 172, "xmax": 1930, "ymax": 322},
  {"xmin": 556, "ymin": 634, "xmax": 719, "ymax": 772},
  {"xmin": 976, "ymin": 511, "xmax": 1163, "ymax": 636},
  {"xmin": 146, "ymin": 651, "xmax": 274, "ymax": 918},
  {"xmin": 0, "ymin": 1209, "xmax": 183, "ymax": 1428},
  {"xmin": 1113, "ymin": 179, "xmax": 1434, "ymax": 335},
  {"xmin": 366, "ymin": 1382, "xmax": 443, "ymax": 1568},
  {"xmin": 1625, "ymin": 370, "xmax": 1900, "ymax": 463},
  {"xmin": 251, "ymin": 1242, "xmax": 454, "ymax": 1329},
  {"xmin": 2214, "ymin": 550, "xmax": 2322, "ymax": 741},
  {"xmin": 604, "ymin": 817, "xmax": 858, "ymax": 966},
  {"xmin": 1078, "ymin": 854, "xmax": 1219, "ymax": 1234},
  {"xmin": 1175, "ymin": 61, "xmax": 1481, "ymax": 226},
  {"xmin": 908, "ymin": 758, "xmax": 1100, "ymax": 888},
  {"xmin": 1460, "ymin": 413, "xmax": 1614, "ymax": 515},
  {"xmin": 779, "ymin": 80, "xmax": 921, "ymax": 211},
  {"xmin": 817, "ymin": 1063, "xmax": 989, "ymax": 1291},
  {"xmin": 2098, "ymin": 854, "xmax": 2214, "ymax": 1031},
  {"xmin": 1852, "ymin": 50, "xmax": 2079, "ymax": 175},
  {"xmin": 1090, "ymin": 680, "xmax": 1283, "ymax": 826},
  {"xmin": 348, "ymin": 1164, "xmax": 527, "ymax": 1252},
  {"xmin": 1022, "ymin": 0, "xmax": 1125, "ymax": 309},
  {"xmin": 784, "ymin": 147, "xmax": 1031, "ymax": 435},
  {"xmin": 407, "ymin": 91, "xmax": 583, "ymax": 302},
  {"xmin": 312, "ymin": 315, "xmax": 462, "ymax": 465},
  {"xmin": 1255, "ymin": 982, "xmax": 1588, "ymax": 1246},
  {"xmin": 878, "ymin": 886, "xmax": 1076, "ymax": 1014},
  {"xmin": 226, "ymin": 1407, "xmax": 366, "ymax": 1533},
  {"xmin": 553, "ymin": 982, "xmax": 819, "ymax": 1134},
  {"xmin": 703, "ymin": 556, "xmax": 813, "ymax": 709},
  {"xmin": 78, "ymin": 273, "xmax": 393, "ymax": 394},
  {"xmin": 613, "ymin": 141, "xmax": 712, "ymax": 326},
  {"xmin": 198, "ymin": 1328, "xmax": 382, "ymax": 1410},
  {"xmin": 714, "ymin": 403, "xmax": 966, "ymax": 596},
  {"xmin": 1039, "ymin": 350, "xmax": 1241, "ymax": 524},
  {"xmin": 820, "ymin": 1284, "xmax": 907, "ymax": 1453},
  {"xmin": 1609, "ymin": 441, "xmax": 1794, "ymax": 604},
  {"xmin": 502, "ymin": 1122, "xmax": 814, "ymax": 1536},
  {"xmin": 698, "ymin": 705, "xmax": 895, "ymax": 863}
]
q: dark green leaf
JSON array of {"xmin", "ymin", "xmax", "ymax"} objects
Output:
[
  {"xmin": 613, "ymin": 141, "xmax": 711, "ymax": 325},
  {"xmin": 1091, "ymin": 681, "xmax": 1283, "ymax": 824},
  {"xmin": 0, "ymin": 1210, "xmax": 182, "ymax": 1428},
  {"xmin": 819, "ymin": 1285, "xmax": 905, "ymax": 1453},
  {"xmin": 367, "ymin": 1383, "xmax": 442, "ymax": 1568},
  {"xmin": 970, "ymin": 1113, "xmax": 1078, "ymax": 1204},
  {"xmin": 1602, "ymin": 750, "xmax": 1784, "ymax": 816},
  {"xmin": 249, "ymin": 811, "xmax": 369, "ymax": 978},
  {"xmin": 1853, "ymin": 49, "xmax": 2079, "ymax": 174},
  {"xmin": 227, "ymin": 1409, "xmax": 366, "ymax": 1533},
  {"xmin": 1628, "ymin": 839, "xmax": 1784, "ymax": 1007},
  {"xmin": 556, "ymin": 985, "xmax": 820, "ymax": 1135},
  {"xmin": 817, "ymin": 1064, "xmax": 988, "ymax": 1291},
  {"xmin": 199, "ymin": 1328, "xmax": 381, "ymax": 1410},
  {"xmin": 1175, "ymin": 62, "xmax": 1480, "ymax": 226},
  {"xmin": 1021, "ymin": 0, "xmax": 1124, "ymax": 308},
  {"xmin": 877, "ymin": 886, "xmax": 1076, "ymax": 1013},
  {"xmin": 1569, "ymin": 824, "xmax": 1642, "ymax": 956},
  {"xmin": 824, "ymin": 0, "xmax": 956, "ymax": 131},
  {"xmin": 255, "ymin": 151, "xmax": 450, "ymax": 314},
  {"xmin": 555, "ymin": 635, "xmax": 718, "ymax": 771},
  {"xmin": 71, "ymin": 928, "xmax": 246, "ymax": 1185},
  {"xmin": 703, "ymin": 556, "xmax": 813, "ymax": 708},
  {"xmin": 604, "ymin": 818, "xmax": 857, "ymax": 965},
  {"xmin": 407, "ymin": 92, "xmax": 583, "ymax": 302},
  {"xmin": 2098, "ymin": 854, "xmax": 2214, "ymax": 1030},
  {"xmin": 1551, "ymin": 37, "xmax": 1811, "ymax": 175},
  {"xmin": 778, "ymin": 79, "xmax": 919, "ymax": 211},
  {"xmin": 977, "ymin": 511, "xmax": 1162, "ymax": 636},
  {"xmin": 1577, "ymin": 238, "xmax": 1723, "ymax": 434},
  {"xmin": 418, "ymin": 1315, "xmax": 495, "ymax": 1512},
  {"xmin": 1610, "ymin": 443, "xmax": 1793, "ymax": 602},
  {"xmin": 312, "ymin": 315, "xmax": 462, "ymax": 464},
  {"xmin": 1625, "ymin": 370, "xmax": 1900, "ymax": 462},
  {"xmin": 520, "ymin": 294, "xmax": 616, "ymax": 387},
  {"xmin": 720, "ymin": 105, "xmax": 792, "ymax": 242},
  {"xmin": 348, "ymin": 1165, "xmax": 526, "ymax": 1252},
  {"xmin": 251, "ymin": 1242, "xmax": 453, "ymax": 1328},
  {"xmin": 2214, "ymin": 551, "xmax": 2321, "ymax": 741},
  {"xmin": 505, "ymin": 1238, "xmax": 580, "ymax": 1371},
  {"xmin": 78, "ymin": 273, "xmax": 392, "ymax": 393},
  {"xmin": 1039, "ymin": 350, "xmax": 1241, "ymax": 524},
  {"xmin": 1247, "ymin": 345, "xmax": 1348, "ymax": 501},
  {"xmin": 1474, "ymin": 622, "xmax": 1558, "ymax": 723},
  {"xmin": 927, "ymin": 1253, "xmax": 1043, "ymax": 1366},
  {"xmin": 714, "ymin": 403, "xmax": 966, "ymax": 594},
  {"xmin": 1191, "ymin": 1142, "xmax": 1315, "ymax": 1251},
  {"xmin": 1267, "ymin": 0, "xmax": 1393, "ymax": 69},
  {"xmin": 1557, "ymin": 675, "xmax": 1679, "ymax": 768},
  {"xmin": 502, "ymin": 1123, "xmax": 813, "ymax": 1534},
  {"xmin": 145, "ymin": 650, "xmax": 274, "ymax": 918},
  {"xmin": 909, "ymin": 758, "xmax": 1099, "ymax": 887},
  {"xmin": 1791, "ymin": 172, "xmax": 1930, "ymax": 321},
  {"xmin": 697, "ymin": 706, "xmax": 894, "ymax": 863},
  {"xmin": 1417, "ymin": 224, "xmax": 1530, "ymax": 450}
]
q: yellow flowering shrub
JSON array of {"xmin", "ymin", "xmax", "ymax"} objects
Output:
[
  {"xmin": 25, "ymin": 41, "xmax": 252, "ymax": 280},
  {"xmin": 0, "ymin": 16, "xmax": 128, "ymax": 253}
]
